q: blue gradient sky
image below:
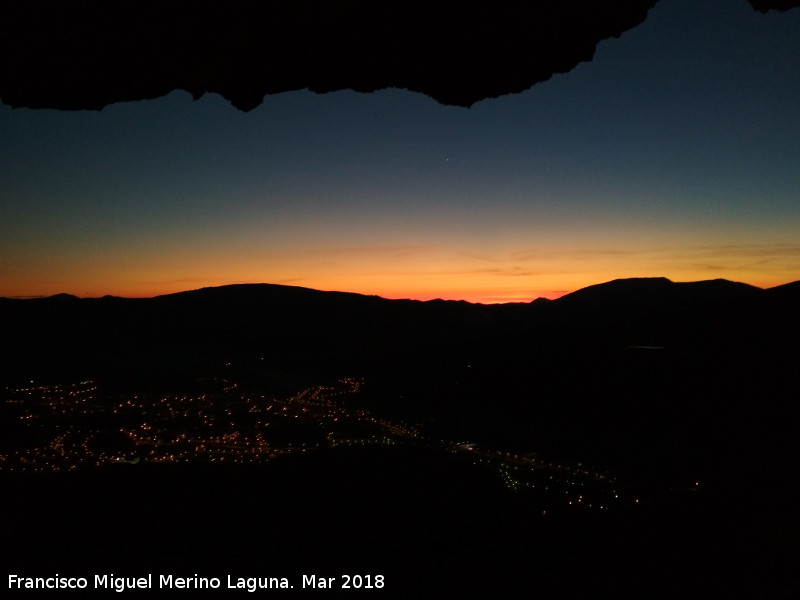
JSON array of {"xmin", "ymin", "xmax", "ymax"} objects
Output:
[{"xmin": 2, "ymin": 0, "xmax": 799, "ymax": 302}]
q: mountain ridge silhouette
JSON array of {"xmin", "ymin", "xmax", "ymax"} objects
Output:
[
  {"xmin": 4, "ymin": 275, "xmax": 794, "ymax": 305},
  {"xmin": 1, "ymin": 276, "xmax": 796, "ymax": 389}
]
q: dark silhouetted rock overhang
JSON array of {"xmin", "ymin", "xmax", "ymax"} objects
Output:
[{"xmin": 1, "ymin": 0, "xmax": 798, "ymax": 111}]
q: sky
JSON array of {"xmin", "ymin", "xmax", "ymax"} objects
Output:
[{"xmin": 1, "ymin": 0, "xmax": 799, "ymax": 303}]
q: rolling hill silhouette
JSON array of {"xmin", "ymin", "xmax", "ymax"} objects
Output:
[{"xmin": 1, "ymin": 277, "xmax": 796, "ymax": 386}]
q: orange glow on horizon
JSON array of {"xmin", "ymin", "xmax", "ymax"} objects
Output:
[
  {"xmin": 375, "ymin": 289, "xmax": 570, "ymax": 304},
  {"xmin": 3, "ymin": 224, "xmax": 797, "ymax": 303},
  {"xmin": 1, "ymin": 243, "xmax": 795, "ymax": 303},
  {"xmin": 7, "ymin": 284, "xmax": 572, "ymax": 304},
  {"xmin": 2, "ymin": 274, "xmax": 792, "ymax": 305}
]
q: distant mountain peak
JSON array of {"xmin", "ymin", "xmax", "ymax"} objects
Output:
[
  {"xmin": 46, "ymin": 293, "xmax": 80, "ymax": 301},
  {"xmin": 553, "ymin": 276, "xmax": 769, "ymax": 319},
  {"xmin": 530, "ymin": 297, "xmax": 553, "ymax": 305},
  {"xmin": 558, "ymin": 277, "xmax": 673, "ymax": 301}
]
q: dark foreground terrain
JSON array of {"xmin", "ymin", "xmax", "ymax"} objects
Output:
[
  {"xmin": 4, "ymin": 448, "xmax": 798, "ymax": 598},
  {"xmin": 2, "ymin": 278, "xmax": 799, "ymax": 597}
]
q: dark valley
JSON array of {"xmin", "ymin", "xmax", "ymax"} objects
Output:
[{"xmin": 1, "ymin": 278, "xmax": 798, "ymax": 598}]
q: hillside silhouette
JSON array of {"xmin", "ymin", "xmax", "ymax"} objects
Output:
[{"xmin": 2, "ymin": 277, "xmax": 795, "ymax": 383}]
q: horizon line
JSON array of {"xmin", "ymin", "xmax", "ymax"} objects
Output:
[{"xmin": 3, "ymin": 276, "xmax": 797, "ymax": 305}]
